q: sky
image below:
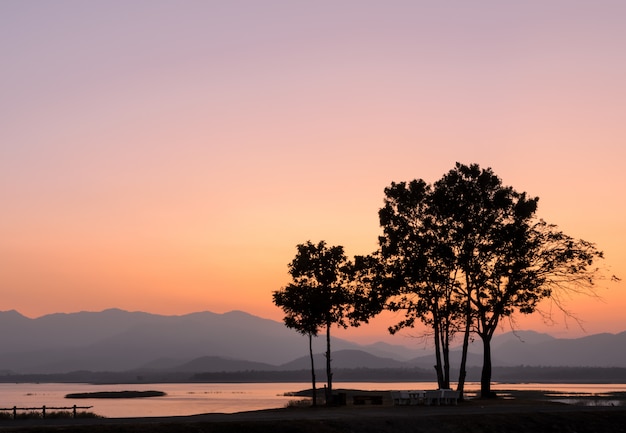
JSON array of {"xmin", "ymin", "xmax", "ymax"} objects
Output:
[{"xmin": 1, "ymin": 1, "xmax": 624, "ymax": 345}]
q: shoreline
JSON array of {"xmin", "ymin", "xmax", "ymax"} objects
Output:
[{"xmin": 1, "ymin": 392, "xmax": 625, "ymax": 432}]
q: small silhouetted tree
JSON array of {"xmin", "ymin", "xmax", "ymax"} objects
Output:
[
  {"xmin": 273, "ymin": 282, "xmax": 323, "ymax": 406},
  {"xmin": 274, "ymin": 240, "xmax": 358, "ymax": 405}
]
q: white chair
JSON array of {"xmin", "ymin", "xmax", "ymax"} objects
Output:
[
  {"xmin": 425, "ymin": 389, "xmax": 444, "ymax": 405},
  {"xmin": 442, "ymin": 389, "xmax": 459, "ymax": 405},
  {"xmin": 390, "ymin": 391, "xmax": 402, "ymax": 405},
  {"xmin": 408, "ymin": 390, "xmax": 425, "ymax": 405}
]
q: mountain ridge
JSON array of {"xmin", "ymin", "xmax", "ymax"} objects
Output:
[{"xmin": 0, "ymin": 309, "xmax": 623, "ymax": 374}]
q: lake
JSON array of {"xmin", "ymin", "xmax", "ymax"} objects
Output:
[{"xmin": 1, "ymin": 382, "xmax": 625, "ymax": 418}]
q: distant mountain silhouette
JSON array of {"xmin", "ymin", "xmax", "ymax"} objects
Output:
[
  {"xmin": 280, "ymin": 349, "xmax": 407, "ymax": 370},
  {"xmin": 486, "ymin": 331, "xmax": 626, "ymax": 367},
  {"xmin": 0, "ymin": 309, "xmax": 413, "ymax": 373},
  {"xmin": 0, "ymin": 309, "xmax": 624, "ymax": 374},
  {"xmin": 165, "ymin": 356, "xmax": 277, "ymax": 373},
  {"xmin": 141, "ymin": 350, "xmax": 406, "ymax": 373},
  {"xmin": 491, "ymin": 330, "xmax": 557, "ymax": 346},
  {"xmin": 360, "ymin": 341, "xmax": 431, "ymax": 361},
  {"xmin": 406, "ymin": 350, "xmax": 487, "ymax": 369}
]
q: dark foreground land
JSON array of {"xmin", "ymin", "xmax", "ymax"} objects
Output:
[{"xmin": 1, "ymin": 391, "xmax": 625, "ymax": 433}]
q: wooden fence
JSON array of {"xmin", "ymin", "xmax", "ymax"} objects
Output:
[{"xmin": 0, "ymin": 405, "xmax": 93, "ymax": 419}]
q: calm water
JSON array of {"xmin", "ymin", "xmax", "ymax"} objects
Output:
[{"xmin": 1, "ymin": 382, "xmax": 625, "ymax": 418}]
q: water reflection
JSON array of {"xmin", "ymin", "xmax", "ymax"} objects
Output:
[
  {"xmin": 545, "ymin": 391, "xmax": 626, "ymax": 407},
  {"xmin": 1, "ymin": 382, "xmax": 625, "ymax": 417}
]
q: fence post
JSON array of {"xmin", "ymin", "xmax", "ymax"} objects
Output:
[
  {"xmin": 42, "ymin": 405, "xmax": 46, "ymax": 419},
  {"xmin": 73, "ymin": 405, "xmax": 77, "ymax": 418},
  {"xmin": 12, "ymin": 406, "xmax": 16, "ymax": 420}
]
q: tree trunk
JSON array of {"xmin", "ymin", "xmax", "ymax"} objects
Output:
[
  {"xmin": 456, "ymin": 326, "xmax": 470, "ymax": 399},
  {"xmin": 442, "ymin": 318, "xmax": 450, "ymax": 389},
  {"xmin": 480, "ymin": 333, "xmax": 495, "ymax": 398},
  {"xmin": 456, "ymin": 295, "xmax": 472, "ymax": 399},
  {"xmin": 325, "ymin": 323, "xmax": 333, "ymax": 405},
  {"xmin": 432, "ymin": 318, "xmax": 445, "ymax": 389},
  {"xmin": 308, "ymin": 333, "xmax": 317, "ymax": 406}
]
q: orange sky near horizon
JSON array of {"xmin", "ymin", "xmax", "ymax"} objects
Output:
[{"xmin": 1, "ymin": 1, "xmax": 624, "ymax": 344}]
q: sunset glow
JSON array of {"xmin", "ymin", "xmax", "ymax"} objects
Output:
[{"xmin": 1, "ymin": 1, "xmax": 624, "ymax": 344}]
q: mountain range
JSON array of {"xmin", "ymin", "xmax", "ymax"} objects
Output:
[{"xmin": 0, "ymin": 309, "xmax": 624, "ymax": 375}]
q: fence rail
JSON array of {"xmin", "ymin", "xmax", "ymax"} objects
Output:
[{"xmin": 0, "ymin": 405, "xmax": 93, "ymax": 419}]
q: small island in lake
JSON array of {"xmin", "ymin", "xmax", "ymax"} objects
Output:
[{"xmin": 66, "ymin": 390, "xmax": 166, "ymax": 399}]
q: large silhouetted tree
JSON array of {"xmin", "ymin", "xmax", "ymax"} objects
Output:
[
  {"xmin": 432, "ymin": 163, "xmax": 604, "ymax": 397},
  {"xmin": 370, "ymin": 163, "xmax": 605, "ymax": 398},
  {"xmin": 273, "ymin": 240, "xmax": 357, "ymax": 405},
  {"xmin": 377, "ymin": 179, "xmax": 462, "ymax": 390}
]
